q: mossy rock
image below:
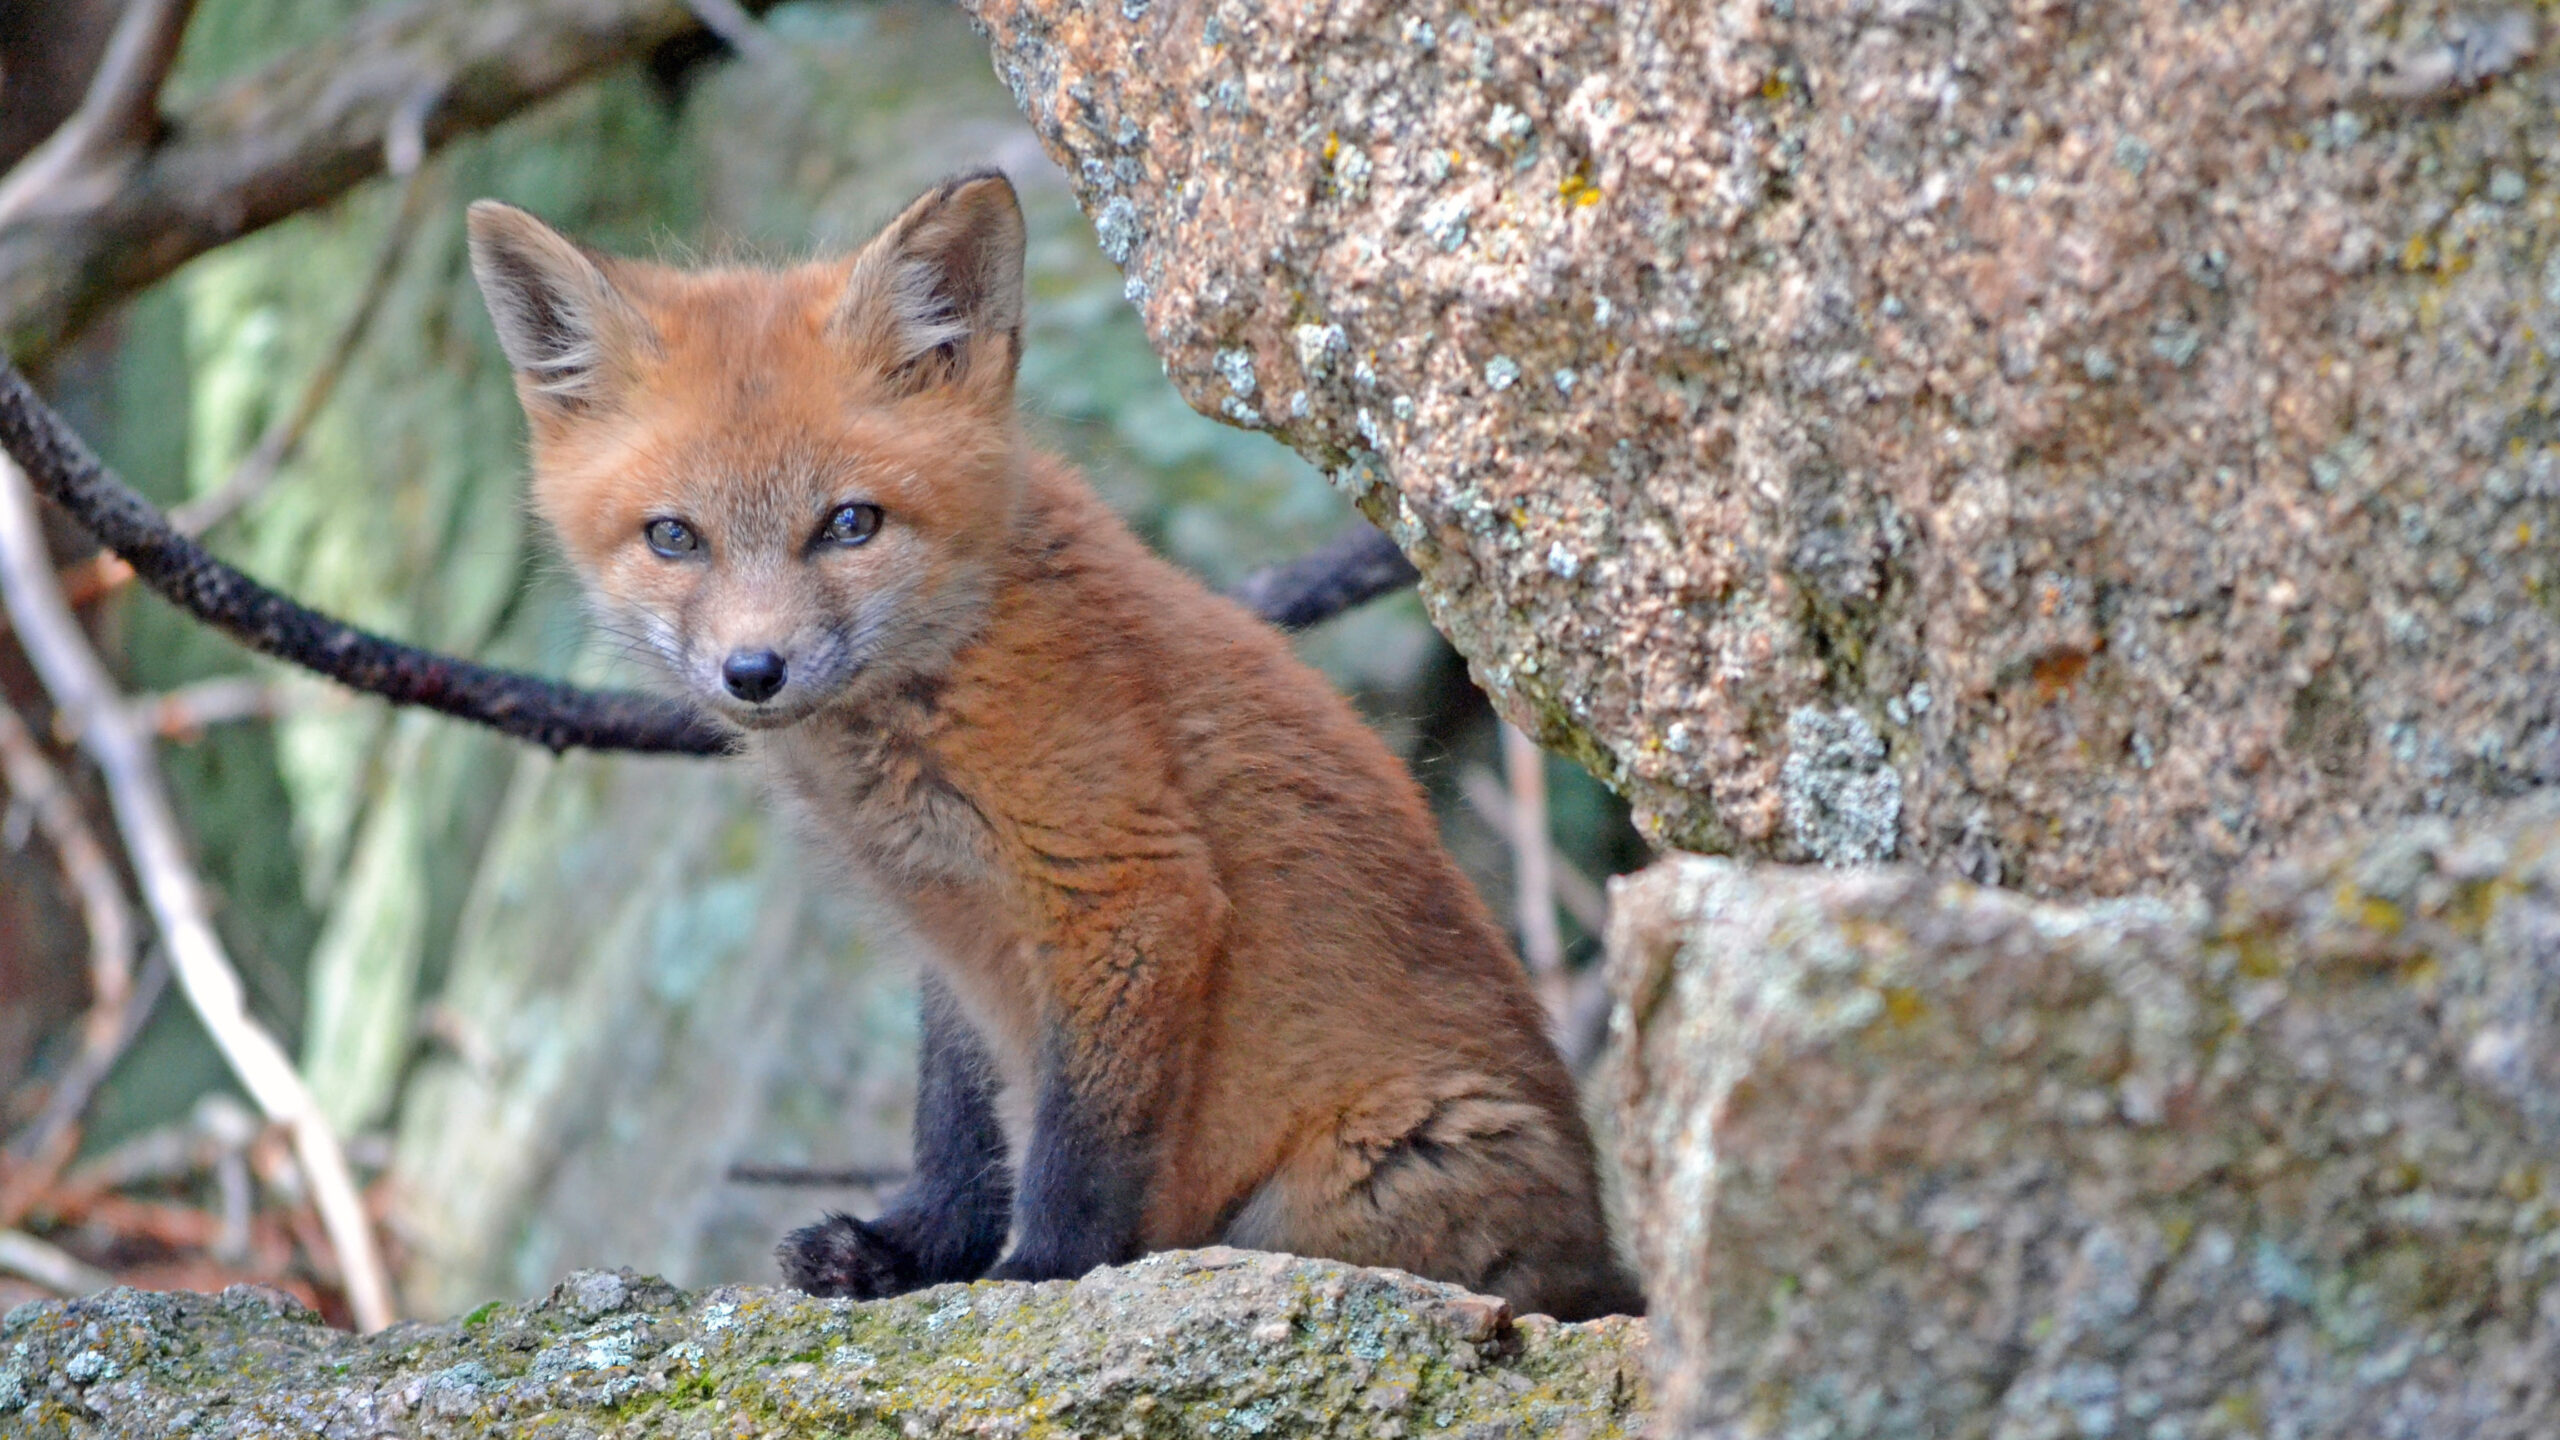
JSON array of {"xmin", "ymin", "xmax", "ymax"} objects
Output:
[{"xmin": 0, "ymin": 1249, "xmax": 1648, "ymax": 1437}]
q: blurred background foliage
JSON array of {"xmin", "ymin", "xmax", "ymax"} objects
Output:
[{"xmin": 0, "ymin": 0, "xmax": 1642, "ymax": 1320}]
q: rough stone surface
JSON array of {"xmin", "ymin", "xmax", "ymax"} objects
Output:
[
  {"xmin": 966, "ymin": 0, "xmax": 2560, "ymax": 894},
  {"xmin": 1606, "ymin": 796, "xmax": 2560, "ymax": 1440},
  {"xmin": 0, "ymin": 1250, "xmax": 1647, "ymax": 1437}
]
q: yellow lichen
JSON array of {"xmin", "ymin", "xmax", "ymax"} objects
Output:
[
  {"xmin": 1880, "ymin": 986, "xmax": 1925, "ymax": 1027},
  {"xmin": 2334, "ymin": 883, "xmax": 2404, "ymax": 934}
]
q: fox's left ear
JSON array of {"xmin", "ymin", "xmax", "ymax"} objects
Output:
[{"xmin": 835, "ymin": 169, "xmax": 1026, "ymax": 397}]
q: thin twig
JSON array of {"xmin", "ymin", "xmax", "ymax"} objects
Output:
[
  {"xmin": 0, "ymin": 362, "xmax": 1417, "ymax": 756},
  {"xmin": 1557, "ymin": 964, "xmax": 1613, "ymax": 1077},
  {"xmin": 1499, "ymin": 722, "xmax": 1567, "ymax": 1017},
  {"xmin": 0, "ymin": 456, "xmax": 396, "ymax": 1331},
  {"xmin": 6, "ymin": 951, "xmax": 169, "ymax": 1170},
  {"xmin": 725, "ymin": 1162, "xmax": 909, "ymax": 1188},
  {"xmin": 0, "ymin": 700, "xmax": 138, "ymax": 1057},
  {"xmin": 0, "ymin": 1227, "xmax": 113, "ymax": 1296},
  {"xmin": 55, "ymin": 1115, "xmax": 209, "ymax": 1198},
  {"xmin": 1456, "ymin": 763, "xmax": 1608, "ymax": 935},
  {"xmin": 0, "ymin": 1124, "xmax": 78, "ymax": 1231},
  {"xmin": 68, "ymin": 93, "xmax": 436, "ymax": 594},
  {"xmin": 139, "ymin": 676, "xmax": 292, "ymax": 741},
  {"xmin": 170, "ymin": 86, "xmax": 440, "ymax": 539},
  {"xmin": 0, "ymin": 0, "xmax": 199, "ymax": 228}
]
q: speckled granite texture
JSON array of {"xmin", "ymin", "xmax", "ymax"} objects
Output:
[
  {"xmin": 1606, "ymin": 795, "xmax": 2560, "ymax": 1439},
  {"xmin": 0, "ymin": 1250, "xmax": 1647, "ymax": 1437},
  {"xmin": 967, "ymin": 0, "xmax": 2557, "ymax": 894}
]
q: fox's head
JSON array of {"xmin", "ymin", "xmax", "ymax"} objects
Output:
[{"xmin": 466, "ymin": 172, "xmax": 1027, "ymax": 730}]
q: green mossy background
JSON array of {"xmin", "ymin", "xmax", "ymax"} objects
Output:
[{"xmin": 41, "ymin": 0, "xmax": 1640, "ymax": 1320}]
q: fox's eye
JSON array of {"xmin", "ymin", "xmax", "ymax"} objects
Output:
[
  {"xmin": 820, "ymin": 503, "xmax": 884, "ymax": 547},
  {"xmin": 644, "ymin": 518, "xmax": 700, "ymax": 558}
]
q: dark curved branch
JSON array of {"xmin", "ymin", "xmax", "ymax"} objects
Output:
[
  {"xmin": 1230, "ymin": 525, "xmax": 1419, "ymax": 632},
  {"xmin": 0, "ymin": 362, "xmax": 1415, "ymax": 756},
  {"xmin": 0, "ymin": 362, "xmax": 732, "ymax": 755}
]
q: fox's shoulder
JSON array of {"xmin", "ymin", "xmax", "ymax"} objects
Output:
[{"xmin": 995, "ymin": 453, "xmax": 1291, "ymax": 657}]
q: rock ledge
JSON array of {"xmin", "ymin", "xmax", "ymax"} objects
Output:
[{"xmin": 1, "ymin": 1249, "xmax": 1648, "ymax": 1438}]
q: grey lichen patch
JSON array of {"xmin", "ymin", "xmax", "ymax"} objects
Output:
[
  {"xmin": 1214, "ymin": 346, "xmax": 1258, "ymax": 399},
  {"xmin": 1093, "ymin": 195, "xmax": 1142, "ymax": 266},
  {"xmin": 1779, "ymin": 706, "xmax": 1902, "ymax": 865},
  {"xmin": 1419, "ymin": 194, "xmax": 1471, "ymax": 253},
  {"xmin": 1608, "ymin": 794, "xmax": 2560, "ymax": 1440},
  {"xmin": 0, "ymin": 1255, "xmax": 1647, "ymax": 1438}
]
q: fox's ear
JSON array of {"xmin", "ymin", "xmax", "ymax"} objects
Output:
[
  {"xmin": 466, "ymin": 200, "xmax": 652, "ymax": 409},
  {"xmin": 835, "ymin": 170, "xmax": 1026, "ymax": 396}
]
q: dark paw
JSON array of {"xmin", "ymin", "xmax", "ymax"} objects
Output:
[{"xmin": 777, "ymin": 1212, "xmax": 915, "ymax": 1300}]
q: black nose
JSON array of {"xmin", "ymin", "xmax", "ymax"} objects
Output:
[{"xmin": 721, "ymin": 649, "xmax": 787, "ymax": 704}]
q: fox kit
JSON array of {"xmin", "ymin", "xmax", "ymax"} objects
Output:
[{"xmin": 466, "ymin": 172, "xmax": 1640, "ymax": 1320}]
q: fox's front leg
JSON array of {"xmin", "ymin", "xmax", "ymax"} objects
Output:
[
  {"xmin": 987, "ymin": 872, "xmax": 1224, "ymax": 1283},
  {"xmin": 778, "ymin": 976, "xmax": 1012, "ymax": 1298}
]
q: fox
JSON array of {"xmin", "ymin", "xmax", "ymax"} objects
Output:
[{"xmin": 464, "ymin": 170, "xmax": 1642, "ymax": 1321}]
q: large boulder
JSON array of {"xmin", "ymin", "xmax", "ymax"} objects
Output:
[
  {"xmin": 1606, "ymin": 797, "xmax": 2560, "ymax": 1439},
  {"xmin": 965, "ymin": 0, "xmax": 2560, "ymax": 894},
  {"xmin": 0, "ymin": 1250, "xmax": 1648, "ymax": 1437}
]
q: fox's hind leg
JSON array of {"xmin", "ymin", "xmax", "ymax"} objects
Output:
[
  {"xmin": 779, "ymin": 976, "xmax": 1012, "ymax": 1298},
  {"xmin": 1223, "ymin": 1074, "xmax": 1643, "ymax": 1322}
]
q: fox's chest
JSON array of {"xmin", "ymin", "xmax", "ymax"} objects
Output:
[
  {"xmin": 752, "ymin": 721, "xmax": 994, "ymax": 888},
  {"xmin": 751, "ymin": 718, "xmax": 1044, "ymax": 1087}
]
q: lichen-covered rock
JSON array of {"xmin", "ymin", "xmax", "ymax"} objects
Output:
[
  {"xmin": 966, "ymin": 0, "xmax": 2560, "ymax": 894},
  {"xmin": 0, "ymin": 1249, "xmax": 1647, "ymax": 1437},
  {"xmin": 1605, "ymin": 797, "xmax": 2560, "ymax": 1440}
]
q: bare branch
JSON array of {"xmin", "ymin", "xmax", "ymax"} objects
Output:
[
  {"xmin": 0, "ymin": 455, "xmax": 397, "ymax": 1331},
  {"xmin": 725, "ymin": 1162, "xmax": 909, "ymax": 1188},
  {"xmin": 138, "ymin": 677, "xmax": 296, "ymax": 741},
  {"xmin": 2, "ymin": 0, "xmax": 785, "ymax": 365},
  {"xmin": 0, "ymin": 699, "xmax": 139, "ymax": 1056},
  {"xmin": 0, "ymin": 361, "xmax": 1413, "ymax": 756},
  {"xmin": 1457, "ymin": 762, "xmax": 1609, "ymax": 935},
  {"xmin": 6, "ymin": 952, "xmax": 169, "ymax": 1170},
  {"xmin": 1500, "ymin": 721, "xmax": 1566, "ymax": 1000},
  {"xmin": 0, "ymin": 0, "xmax": 199, "ymax": 229},
  {"xmin": 170, "ymin": 91, "xmax": 439, "ymax": 538},
  {"xmin": 0, "ymin": 1227, "xmax": 114, "ymax": 1296}
]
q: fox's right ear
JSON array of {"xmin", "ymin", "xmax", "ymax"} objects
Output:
[
  {"xmin": 466, "ymin": 201, "xmax": 651, "ymax": 409},
  {"xmin": 834, "ymin": 170, "xmax": 1026, "ymax": 399}
]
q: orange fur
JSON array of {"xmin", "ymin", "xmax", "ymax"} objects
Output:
[{"xmin": 468, "ymin": 174, "xmax": 1637, "ymax": 1319}]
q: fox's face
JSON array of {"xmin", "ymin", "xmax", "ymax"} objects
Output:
[{"xmin": 466, "ymin": 174, "xmax": 1028, "ymax": 730}]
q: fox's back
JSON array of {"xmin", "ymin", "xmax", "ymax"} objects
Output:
[{"xmin": 913, "ymin": 463, "xmax": 1582, "ymax": 1216}]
